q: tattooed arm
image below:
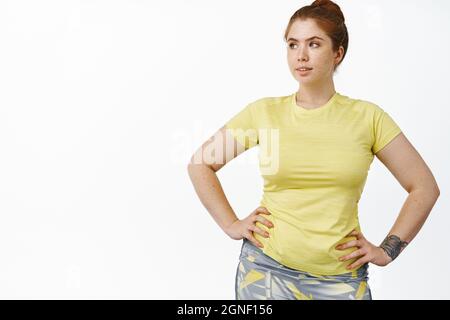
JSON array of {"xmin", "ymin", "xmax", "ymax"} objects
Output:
[
  {"xmin": 338, "ymin": 134, "xmax": 440, "ymax": 270},
  {"xmin": 379, "ymin": 235, "xmax": 408, "ymax": 261},
  {"xmin": 336, "ymin": 133, "xmax": 440, "ymax": 269},
  {"xmin": 375, "ymin": 133, "xmax": 440, "ymax": 262}
]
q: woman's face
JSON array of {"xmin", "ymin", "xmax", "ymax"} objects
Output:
[{"xmin": 286, "ymin": 18, "xmax": 343, "ymax": 86}]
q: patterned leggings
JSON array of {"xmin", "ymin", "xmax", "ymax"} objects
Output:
[{"xmin": 235, "ymin": 238, "xmax": 372, "ymax": 300}]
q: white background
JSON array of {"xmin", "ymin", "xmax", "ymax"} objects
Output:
[{"xmin": 0, "ymin": 0, "xmax": 448, "ymax": 299}]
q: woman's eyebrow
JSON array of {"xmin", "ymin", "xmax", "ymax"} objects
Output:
[{"xmin": 287, "ymin": 36, "xmax": 324, "ymax": 42}]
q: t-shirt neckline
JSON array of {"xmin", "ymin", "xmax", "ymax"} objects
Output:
[{"xmin": 291, "ymin": 91, "xmax": 340, "ymax": 115}]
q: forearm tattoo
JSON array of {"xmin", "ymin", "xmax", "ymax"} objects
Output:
[{"xmin": 379, "ymin": 235, "xmax": 409, "ymax": 261}]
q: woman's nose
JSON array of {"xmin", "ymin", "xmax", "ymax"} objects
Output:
[{"xmin": 297, "ymin": 48, "xmax": 308, "ymax": 61}]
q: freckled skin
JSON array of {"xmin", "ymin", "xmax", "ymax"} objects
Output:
[{"xmin": 286, "ymin": 18, "xmax": 344, "ymax": 108}]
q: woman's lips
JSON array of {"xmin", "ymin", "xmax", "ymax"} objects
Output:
[{"xmin": 296, "ymin": 68, "xmax": 312, "ymax": 75}]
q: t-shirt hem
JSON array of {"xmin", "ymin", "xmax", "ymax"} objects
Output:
[
  {"xmin": 261, "ymin": 243, "xmax": 364, "ymax": 276},
  {"xmin": 224, "ymin": 123, "xmax": 259, "ymax": 149},
  {"xmin": 373, "ymin": 128, "xmax": 402, "ymax": 154}
]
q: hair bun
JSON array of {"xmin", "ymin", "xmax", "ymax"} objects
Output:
[
  {"xmin": 311, "ymin": 0, "xmax": 345, "ymax": 22},
  {"xmin": 311, "ymin": 0, "xmax": 329, "ymax": 7}
]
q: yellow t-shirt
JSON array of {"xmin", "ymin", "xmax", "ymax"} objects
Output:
[{"xmin": 225, "ymin": 91, "xmax": 402, "ymax": 275}]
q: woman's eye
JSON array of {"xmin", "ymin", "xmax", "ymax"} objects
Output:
[{"xmin": 288, "ymin": 42, "xmax": 319, "ymax": 49}]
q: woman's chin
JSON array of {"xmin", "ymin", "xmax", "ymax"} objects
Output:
[{"xmin": 295, "ymin": 77, "xmax": 314, "ymax": 84}]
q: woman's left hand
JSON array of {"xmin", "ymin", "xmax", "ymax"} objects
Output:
[{"xmin": 336, "ymin": 230, "xmax": 393, "ymax": 270}]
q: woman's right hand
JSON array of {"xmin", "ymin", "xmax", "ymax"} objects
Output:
[{"xmin": 225, "ymin": 207, "xmax": 274, "ymax": 248}]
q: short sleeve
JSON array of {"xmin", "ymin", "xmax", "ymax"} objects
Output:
[
  {"xmin": 371, "ymin": 107, "xmax": 402, "ymax": 154},
  {"xmin": 224, "ymin": 102, "xmax": 259, "ymax": 149}
]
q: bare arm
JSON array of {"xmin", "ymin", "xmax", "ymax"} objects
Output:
[
  {"xmin": 187, "ymin": 125, "xmax": 247, "ymax": 233},
  {"xmin": 375, "ymin": 132, "xmax": 440, "ymax": 261}
]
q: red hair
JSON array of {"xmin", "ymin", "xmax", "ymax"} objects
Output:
[{"xmin": 284, "ymin": 0, "xmax": 349, "ymax": 72}]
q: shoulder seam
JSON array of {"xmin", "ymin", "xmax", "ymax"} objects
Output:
[{"xmin": 250, "ymin": 95, "xmax": 291, "ymax": 108}]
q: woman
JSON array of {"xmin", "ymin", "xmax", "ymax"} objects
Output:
[{"xmin": 187, "ymin": 0, "xmax": 440, "ymax": 300}]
